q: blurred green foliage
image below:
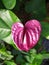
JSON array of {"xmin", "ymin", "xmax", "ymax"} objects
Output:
[
  {"xmin": 25, "ymin": 0, "xmax": 46, "ymax": 20},
  {"xmin": 2, "ymin": 0, "xmax": 16, "ymax": 9},
  {"xmin": 0, "ymin": 0, "xmax": 49, "ymax": 65}
]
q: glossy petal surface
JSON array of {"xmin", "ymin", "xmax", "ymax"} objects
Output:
[{"xmin": 12, "ymin": 20, "xmax": 41, "ymax": 52}]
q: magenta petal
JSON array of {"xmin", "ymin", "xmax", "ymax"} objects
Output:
[{"xmin": 11, "ymin": 20, "xmax": 41, "ymax": 52}]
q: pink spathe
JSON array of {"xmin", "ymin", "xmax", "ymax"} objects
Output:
[{"xmin": 11, "ymin": 20, "xmax": 41, "ymax": 52}]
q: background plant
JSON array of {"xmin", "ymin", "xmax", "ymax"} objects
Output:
[{"xmin": 0, "ymin": 0, "xmax": 49, "ymax": 65}]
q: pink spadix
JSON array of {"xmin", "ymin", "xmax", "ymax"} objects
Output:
[{"xmin": 12, "ymin": 20, "xmax": 41, "ymax": 52}]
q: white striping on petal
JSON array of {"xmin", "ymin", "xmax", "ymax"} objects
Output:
[
  {"xmin": 17, "ymin": 22, "xmax": 24, "ymax": 27},
  {"xmin": 32, "ymin": 32, "xmax": 36, "ymax": 41},
  {"xmin": 13, "ymin": 28, "xmax": 16, "ymax": 30},
  {"xmin": 23, "ymin": 34, "xmax": 27, "ymax": 44},
  {"xmin": 19, "ymin": 30, "xmax": 23, "ymax": 44},
  {"xmin": 39, "ymin": 26, "xmax": 41, "ymax": 31},
  {"xmin": 35, "ymin": 27, "xmax": 38, "ymax": 33},
  {"xmin": 27, "ymin": 30, "xmax": 32, "ymax": 43},
  {"xmin": 36, "ymin": 33, "xmax": 39, "ymax": 41},
  {"xmin": 30, "ymin": 29, "xmax": 36, "ymax": 41}
]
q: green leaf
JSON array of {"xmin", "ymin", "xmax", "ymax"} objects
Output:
[
  {"xmin": 0, "ymin": 10, "xmax": 20, "ymax": 49},
  {"xmin": 32, "ymin": 58, "xmax": 42, "ymax": 65},
  {"xmin": 0, "ymin": 18, "xmax": 11, "ymax": 39},
  {"xmin": 0, "ymin": 10, "xmax": 20, "ymax": 28},
  {"xmin": 3, "ymin": 34, "xmax": 14, "ymax": 45},
  {"xmin": 29, "ymin": 49, "xmax": 36, "ymax": 54},
  {"xmin": 2, "ymin": 0, "xmax": 16, "ymax": 9},
  {"xmin": 29, "ymin": 54, "xmax": 49, "ymax": 65},
  {"xmin": 25, "ymin": 49, "xmax": 36, "ymax": 63},
  {"xmin": 25, "ymin": 0, "xmax": 46, "ymax": 20},
  {"xmin": 0, "ymin": 10, "xmax": 20, "ymax": 40},
  {"xmin": 36, "ymin": 54, "xmax": 49, "ymax": 60},
  {"xmin": 3, "ymin": 34, "xmax": 18, "ymax": 50},
  {"xmin": 25, "ymin": 53, "xmax": 49, "ymax": 65},
  {"xmin": 0, "ymin": 49, "xmax": 13, "ymax": 60},
  {"xmin": 5, "ymin": 61, "xmax": 16, "ymax": 65},
  {"xmin": 41, "ymin": 54, "xmax": 49, "ymax": 59},
  {"xmin": 41, "ymin": 22, "xmax": 49, "ymax": 39}
]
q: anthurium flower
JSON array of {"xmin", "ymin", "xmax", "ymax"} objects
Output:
[{"xmin": 12, "ymin": 20, "xmax": 41, "ymax": 52}]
